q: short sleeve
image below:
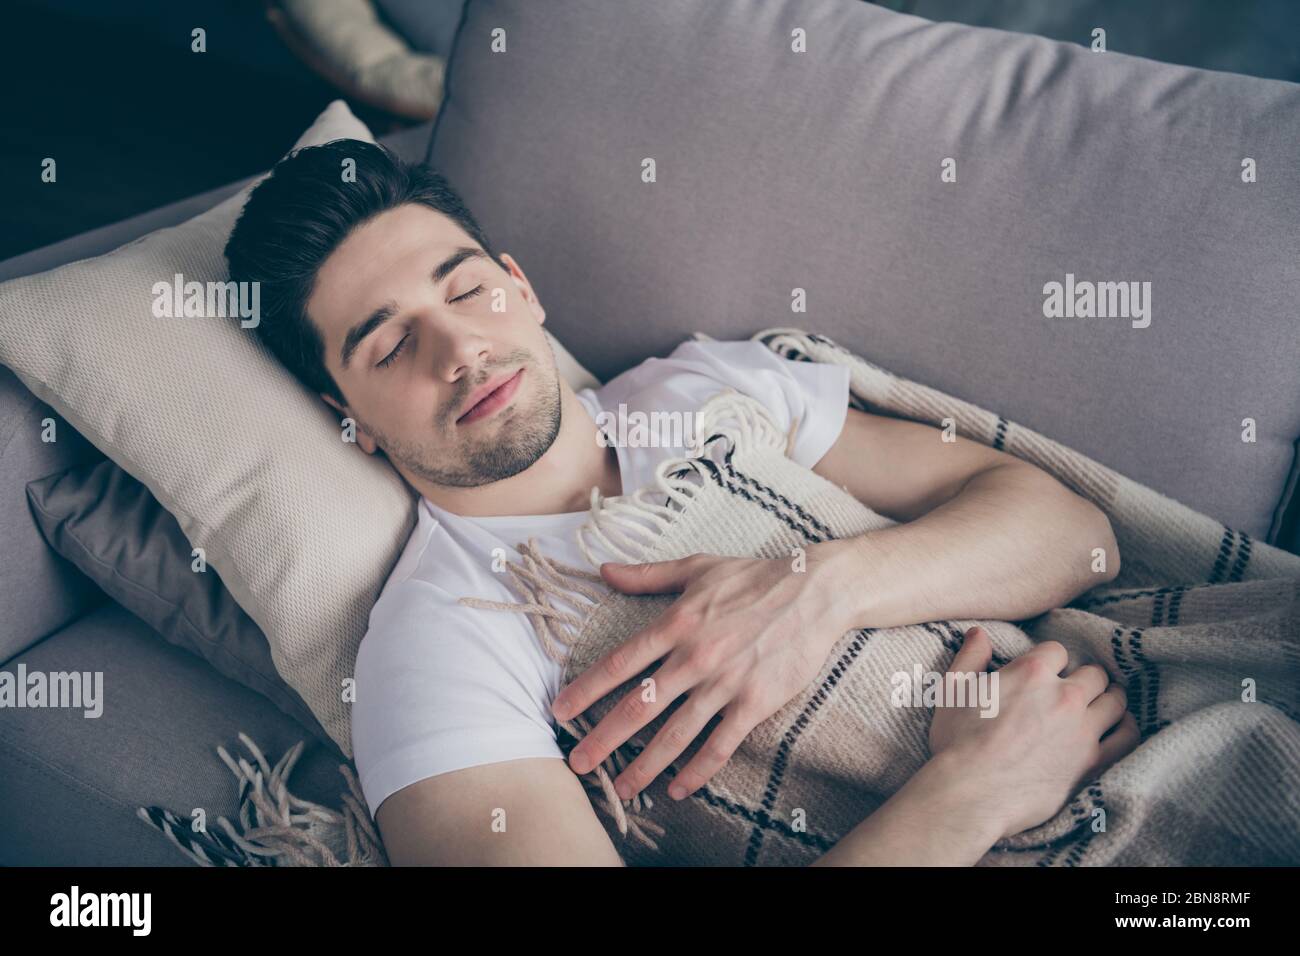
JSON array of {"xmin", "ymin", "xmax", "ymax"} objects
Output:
[
  {"xmin": 659, "ymin": 339, "xmax": 851, "ymax": 468},
  {"xmin": 351, "ymin": 580, "xmax": 565, "ymax": 819}
]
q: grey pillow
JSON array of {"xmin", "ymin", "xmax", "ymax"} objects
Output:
[
  {"xmin": 26, "ymin": 460, "xmax": 338, "ymax": 755},
  {"xmin": 428, "ymin": 0, "xmax": 1300, "ymax": 550}
]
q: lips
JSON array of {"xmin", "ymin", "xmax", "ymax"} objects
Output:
[{"xmin": 456, "ymin": 368, "xmax": 524, "ymax": 425}]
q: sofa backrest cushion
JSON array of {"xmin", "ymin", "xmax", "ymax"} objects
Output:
[{"xmin": 429, "ymin": 0, "xmax": 1300, "ymax": 548}]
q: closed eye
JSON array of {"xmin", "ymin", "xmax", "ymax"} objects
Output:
[
  {"xmin": 376, "ymin": 333, "xmax": 409, "ymax": 369},
  {"xmin": 375, "ymin": 285, "xmax": 485, "ymax": 369}
]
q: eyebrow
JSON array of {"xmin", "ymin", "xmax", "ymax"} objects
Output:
[{"xmin": 338, "ymin": 246, "xmax": 490, "ymax": 370}]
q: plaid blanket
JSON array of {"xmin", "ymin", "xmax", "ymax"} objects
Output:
[
  {"xmin": 473, "ymin": 328, "xmax": 1300, "ymax": 866},
  {"xmin": 141, "ymin": 328, "xmax": 1300, "ymax": 866}
]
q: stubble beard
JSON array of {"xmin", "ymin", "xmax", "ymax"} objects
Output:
[{"xmin": 373, "ymin": 344, "xmax": 564, "ymax": 489}]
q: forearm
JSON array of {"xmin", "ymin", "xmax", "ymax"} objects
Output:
[
  {"xmin": 817, "ymin": 463, "xmax": 1119, "ymax": 628},
  {"xmin": 812, "ymin": 751, "xmax": 1006, "ymax": 866}
]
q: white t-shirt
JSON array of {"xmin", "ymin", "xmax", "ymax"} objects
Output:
[{"xmin": 352, "ymin": 338, "xmax": 851, "ymax": 818}]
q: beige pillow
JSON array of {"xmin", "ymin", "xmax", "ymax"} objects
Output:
[{"xmin": 0, "ymin": 100, "xmax": 597, "ymax": 757}]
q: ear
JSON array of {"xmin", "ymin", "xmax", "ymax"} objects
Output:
[
  {"xmin": 320, "ymin": 393, "xmax": 379, "ymax": 455},
  {"xmin": 499, "ymin": 252, "xmax": 546, "ymax": 326}
]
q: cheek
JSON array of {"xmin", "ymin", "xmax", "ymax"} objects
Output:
[{"xmin": 359, "ymin": 384, "xmax": 431, "ymax": 435}]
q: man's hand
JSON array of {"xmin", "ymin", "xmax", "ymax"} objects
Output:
[
  {"xmin": 550, "ymin": 549, "xmax": 856, "ymax": 803},
  {"xmin": 928, "ymin": 625, "xmax": 1139, "ymax": 839},
  {"xmin": 549, "ymin": 406, "xmax": 1121, "ymax": 807}
]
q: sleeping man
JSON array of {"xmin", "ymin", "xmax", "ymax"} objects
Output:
[{"xmin": 224, "ymin": 140, "xmax": 1137, "ymax": 866}]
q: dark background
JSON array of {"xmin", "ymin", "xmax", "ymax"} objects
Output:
[{"xmin": 0, "ymin": 0, "xmax": 417, "ymax": 262}]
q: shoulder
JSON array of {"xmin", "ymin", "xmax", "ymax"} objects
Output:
[
  {"xmin": 356, "ymin": 577, "xmax": 476, "ymax": 688},
  {"xmin": 356, "ymin": 539, "xmax": 561, "ymax": 699},
  {"xmin": 591, "ymin": 337, "xmax": 809, "ymax": 412},
  {"xmin": 351, "ymin": 572, "xmax": 568, "ymax": 818},
  {"xmin": 603, "ymin": 337, "xmax": 790, "ymax": 389}
]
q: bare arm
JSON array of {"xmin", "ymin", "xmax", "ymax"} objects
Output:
[
  {"xmin": 811, "ymin": 407, "xmax": 1121, "ymax": 625},
  {"xmin": 813, "ymin": 751, "xmax": 1006, "ymax": 866},
  {"xmin": 380, "ymin": 411, "xmax": 1131, "ymax": 865},
  {"xmin": 375, "ymin": 755, "xmax": 996, "ymax": 866},
  {"xmin": 378, "ymin": 626, "xmax": 1141, "ymax": 868},
  {"xmin": 375, "ymin": 757, "xmax": 626, "ymax": 866},
  {"xmin": 554, "ymin": 406, "xmax": 1124, "ymax": 804}
]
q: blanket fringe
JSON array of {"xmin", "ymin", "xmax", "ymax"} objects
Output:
[
  {"xmin": 456, "ymin": 390, "xmax": 789, "ymax": 639},
  {"xmin": 458, "ymin": 538, "xmax": 667, "ymax": 850},
  {"xmin": 137, "ymin": 732, "xmax": 387, "ymax": 866},
  {"xmin": 458, "ymin": 536, "xmax": 607, "ymax": 664},
  {"xmin": 452, "ymin": 389, "xmax": 791, "ymax": 854},
  {"xmin": 557, "ymin": 712, "xmax": 667, "ymax": 852},
  {"xmin": 575, "ymin": 388, "xmax": 792, "ymax": 567}
]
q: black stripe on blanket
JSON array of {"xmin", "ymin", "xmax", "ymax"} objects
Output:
[
  {"xmin": 694, "ymin": 452, "xmax": 884, "ymax": 865},
  {"xmin": 1166, "ymin": 585, "xmax": 1185, "ymax": 626},
  {"xmin": 1229, "ymin": 531, "xmax": 1253, "ymax": 582},
  {"xmin": 1148, "ymin": 584, "xmax": 1188, "ymax": 627},
  {"xmin": 607, "ymin": 734, "xmax": 841, "ymax": 856},
  {"xmin": 1209, "ymin": 527, "xmax": 1255, "ymax": 584},
  {"xmin": 1109, "ymin": 626, "xmax": 1143, "ymax": 726},
  {"xmin": 695, "ymin": 784, "xmax": 834, "ymax": 853},
  {"xmin": 923, "ymin": 620, "xmax": 1013, "ymax": 669},
  {"xmin": 620, "ymin": 733, "xmax": 838, "ymax": 853},
  {"xmin": 1051, "ymin": 784, "xmax": 1106, "ymax": 867},
  {"xmin": 681, "ymin": 455, "xmax": 832, "ymax": 543},
  {"xmin": 644, "ymin": 452, "xmax": 870, "ymax": 862},
  {"xmin": 743, "ymin": 628, "xmax": 875, "ymax": 866},
  {"xmin": 1072, "ymin": 583, "xmax": 1199, "ymax": 615},
  {"xmin": 1108, "ymin": 627, "xmax": 1168, "ymax": 740},
  {"xmin": 1210, "ymin": 528, "xmax": 1236, "ymax": 583},
  {"xmin": 718, "ymin": 446, "xmax": 836, "ymax": 541},
  {"xmin": 1127, "ymin": 628, "xmax": 1169, "ymax": 737},
  {"xmin": 989, "ymin": 782, "xmax": 1107, "ymax": 864},
  {"xmin": 1152, "ymin": 588, "xmax": 1167, "ymax": 626}
]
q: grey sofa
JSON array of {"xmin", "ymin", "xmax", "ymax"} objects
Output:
[{"xmin": 3, "ymin": 0, "xmax": 1298, "ymax": 866}]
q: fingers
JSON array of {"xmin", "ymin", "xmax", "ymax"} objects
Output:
[
  {"xmin": 600, "ymin": 554, "xmax": 703, "ymax": 595},
  {"xmin": 573, "ymin": 556, "xmax": 703, "ymax": 727},
  {"xmin": 1078, "ymin": 687, "xmax": 1137, "ymax": 782},
  {"xmin": 1063, "ymin": 662, "xmax": 1111, "ymax": 702},
  {"xmin": 551, "ymin": 608, "xmax": 686, "ymax": 722},
  {"xmin": 1094, "ymin": 711, "xmax": 1140, "ymax": 775},
  {"xmin": 948, "ymin": 625, "xmax": 994, "ymax": 675},
  {"xmin": 567, "ymin": 678, "xmax": 661, "ymax": 774},
  {"xmin": 656, "ymin": 706, "xmax": 751, "ymax": 802},
  {"xmin": 1086, "ymin": 682, "xmax": 1129, "ymax": 736},
  {"xmin": 1011, "ymin": 638, "xmax": 1070, "ymax": 677},
  {"xmin": 612, "ymin": 693, "xmax": 732, "ymax": 801}
]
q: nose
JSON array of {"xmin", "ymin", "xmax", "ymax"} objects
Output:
[{"xmin": 426, "ymin": 318, "xmax": 491, "ymax": 384}]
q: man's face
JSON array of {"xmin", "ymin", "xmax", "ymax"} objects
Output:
[{"xmin": 307, "ymin": 203, "xmax": 562, "ymax": 488}]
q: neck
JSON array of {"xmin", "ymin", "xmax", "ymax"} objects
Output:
[{"xmin": 416, "ymin": 381, "xmax": 621, "ymax": 518}]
